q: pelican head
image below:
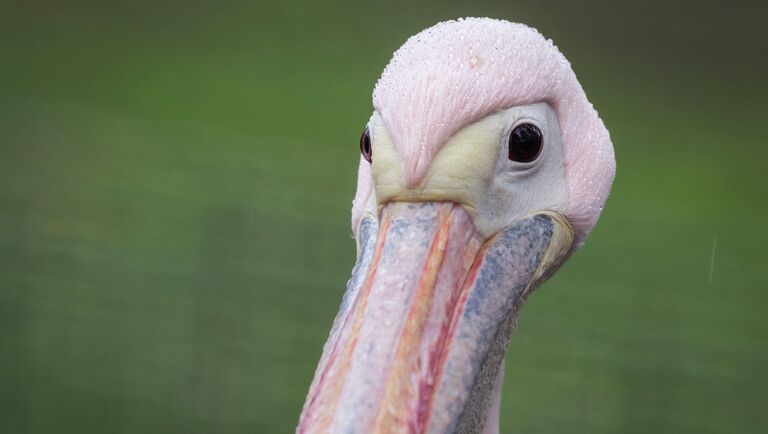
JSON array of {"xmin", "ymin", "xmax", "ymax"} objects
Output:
[{"xmin": 298, "ymin": 17, "xmax": 616, "ymax": 434}]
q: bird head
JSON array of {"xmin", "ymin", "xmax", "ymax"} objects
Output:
[{"xmin": 298, "ymin": 18, "xmax": 615, "ymax": 434}]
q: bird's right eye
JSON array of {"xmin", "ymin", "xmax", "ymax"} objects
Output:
[{"xmin": 360, "ymin": 127, "xmax": 372, "ymax": 163}]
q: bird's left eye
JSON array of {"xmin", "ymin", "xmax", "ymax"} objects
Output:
[
  {"xmin": 508, "ymin": 123, "xmax": 543, "ymax": 163},
  {"xmin": 360, "ymin": 127, "xmax": 372, "ymax": 163}
]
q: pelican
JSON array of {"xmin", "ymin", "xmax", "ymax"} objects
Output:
[{"xmin": 297, "ymin": 18, "xmax": 616, "ymax": 434}]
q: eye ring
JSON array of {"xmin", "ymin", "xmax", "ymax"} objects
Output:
[
  {"xmin": 508, "ymin": 123, "xmax": 543, "ymax": 163},
  {"xmin": 360, "ymin": 127, "xmax": 372, "ymax": 163}
]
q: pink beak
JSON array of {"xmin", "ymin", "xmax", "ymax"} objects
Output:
[{"xmin": 298, "ymin": 202, "xmax": 572, "ymax": 434}]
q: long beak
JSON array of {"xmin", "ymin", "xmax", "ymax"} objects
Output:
[{"xmin": 298, "ymin": 202, "xmax": 573, "ymax": 434}]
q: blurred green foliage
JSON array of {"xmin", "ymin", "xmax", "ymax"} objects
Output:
[{"xmin": 1, "ymin": 1, "xmax": 767, "ymax": 433}]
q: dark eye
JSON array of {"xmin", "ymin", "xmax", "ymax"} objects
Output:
[
  {"xmin": 508, "ymin": 123, "xmax": 543, "ymax": 163},
  {"xmin": 360, "ymin": 127, "xmax": 372, "ymax": 163}
]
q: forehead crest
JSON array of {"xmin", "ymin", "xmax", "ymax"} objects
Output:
[{"xmin": 371, "ymin": 17, "xmax": 615, "ymax": 239}]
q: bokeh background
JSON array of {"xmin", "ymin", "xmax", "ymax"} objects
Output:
[{"xmin": 1, "ymin": 1, "xmax": 767, "ymax": 433}]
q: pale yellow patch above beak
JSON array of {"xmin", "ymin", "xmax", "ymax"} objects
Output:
[{"xmin": 370, "ymin": 111, "xmax": 505, "ymax": 218}]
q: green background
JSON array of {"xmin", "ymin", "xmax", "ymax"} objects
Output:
[{"xmin": 1, "ymin": 1, "xmax": 766, "ymax": 433}]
